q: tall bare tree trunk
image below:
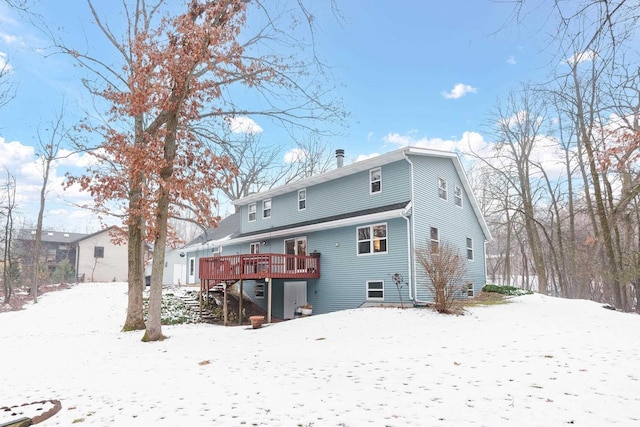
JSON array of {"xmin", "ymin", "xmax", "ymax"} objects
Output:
[
  {"xmin": 2, "ymin": 170, "xmax": 16, "ymax": 305},
  {"xmin": 123, "ymin": 117, "xmax": 147, "ymax": 331},
  {"xmin": 32, "ymin": 149, "xmax": 54, "ymax": 303},
  {"xmin": 571, "ymin": 66, "xmax": 624, "ymax": 308},
  {"xmin": 143, "ymin": 113, "xmax": 179, "ymax": 342}
]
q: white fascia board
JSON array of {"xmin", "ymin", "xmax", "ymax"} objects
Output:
[{"xmin": 222, "ymin": 206, "xmax": 410, "ymax": 247}]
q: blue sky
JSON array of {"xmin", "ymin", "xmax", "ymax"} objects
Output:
[{"xmin": 0, "ymin": 0, "xmax": 552, "ymax": 232}]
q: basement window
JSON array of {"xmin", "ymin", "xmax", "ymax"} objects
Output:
[{"xmin": 366, "ymin": 280, "xmax": 384, "ymax": 301}]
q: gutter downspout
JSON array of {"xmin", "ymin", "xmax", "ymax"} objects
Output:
[
  {"xmin": 402, "ymin": 149, "xmax": 430, "ymax": 305},
  {"xmin": 401, "ymin": 207, "xmax": 413, "ymax": 302}
]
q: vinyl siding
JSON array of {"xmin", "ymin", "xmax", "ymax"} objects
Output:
[
  {"xmin": 409, "ymin": 154, "xmax": 487, "ymax": 300},
  {"xmin": 239, "ymin": 160, "xmax": 411, "ymax": 234},
  {"xmin": 225, "ymin": 217, "xmax": 410, "ymax": 317}
]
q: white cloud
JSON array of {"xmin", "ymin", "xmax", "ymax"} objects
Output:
[
  {"xmin": 0, "ymin": 32, "xmax": 19, "ymax": 45},
  {"xmin": 383, "ymin": 132, "xmax": 460, "ymax": 152},
  {"xmin": 355, "ymin": 152, "xmax": 380, "ymax": 162},
  {"xmin": 0, "ymin": 136, "xmax": 96, "ymax": 229},
  {"xmin": 56, "ymin": 148, "xmax": 101, "ymax": 169},
  {"xmin": 0, "ymin": 51, "xmax": 11, "ymax": 72},
  {"xmin": 225, "ymin": 116, "xmax": 263, "ymax": 134},
  {"xmin": 283, "ymin": 147, "xmax": 306, "ymax": 163},
  {"xmin": 565, "ymin": 50, "xmax": 597, "ymax": 65},
  {"xmin": 506, "ymin": 55, "xmax": 516, "ymax": 65},
  {"xmin": 442, "ymin": 83, "xmax": 477, "ymax": 99}
]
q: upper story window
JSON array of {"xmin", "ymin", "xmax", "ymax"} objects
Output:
[
  {"xmin": 262, "ymin": 199, "xmax": 271, "ymax": 219},
  {"xmin": 454, "ymin": 185, "xmax": 463, "ymax": 207},
  {"xmin": 94, "ymin": 246, "xmax": 104, "ymax": 258},
  {"xmin": 250, "ymin": 242, "xmax": 260, "ymax": 254},
  {"xmin": 248, "ymin": 202, "xmax": 256, "ymax": 222},
  {"xmin": 430, "ymin": 227, "xmax": 439, "ymax": 252},
  {"xmin": 357, "ymin": 223, "xmax": 387, "ymax": 255},
  {"xmin": 366, "ymin": 280, "xmax": 384, "ymax": 301},
  {"xmin": 438, "ymin": 178, "xmax": 448, "ymax": 201},
  {"xmin": 370, "ymin": 167, "xmax": 381, "ymax": 194},
  {"xmin": 298, "ymin": 189, "xmax": 306, "ymax": 211},
  {"xmin": 466, "ymin": 237, "xmax": 474, "ymax": 261}
]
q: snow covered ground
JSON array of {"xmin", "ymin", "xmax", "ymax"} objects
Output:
[{"xmin": 1, "ymin": 282, "xmax": 639, "ymax": 426}]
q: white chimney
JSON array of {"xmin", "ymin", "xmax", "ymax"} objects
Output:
[{"xmin": 336, "ymin": 149, "xmax": 345, "ymax": 168}]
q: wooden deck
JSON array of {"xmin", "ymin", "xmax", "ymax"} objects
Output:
[{"xmin": 198, "ymin": 253, "xmax": 320, "ymax": 282}]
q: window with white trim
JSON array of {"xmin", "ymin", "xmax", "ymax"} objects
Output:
[
  {"xmin": 366, "ymin": 280, "xmax": 384, "ymax": 301},
  {"xmin": 454, "ymin": 185, "xmax": 463, "ymax": 207},
  {"xmin": 370, "ymin": 167, "xmax": 381, "ymax": 194},
  {"xmin": 467, "ymin": 282, "xmax": 474, "ymax": 297},
  {"xmin": 357, "ymin": 223, "xmax": 387, "ymax": 255},
  {"xmin": 248, "ymin": 203, "xmax": 256, "ymax": 222},
  {"xmin": 250, "ymin": 242, "xmax": 260, "ymax": 254},
  {"xmin": 438, "ymin": 178, "xmax": 448, "ymax": 200},
  {"xmin": 466, "ymin": 237, "xmax": 474, "ymax": 261},
  {"xmin": 298, "ymin": 189, "xmax": 306, "ymax": 210},
  {"xmin": 430, "ymin": 227, "xmax": 439, "ymax": 252},
  {"xmin": 262, "ymin": 199, "xmax": 271, "ymax": 219}
]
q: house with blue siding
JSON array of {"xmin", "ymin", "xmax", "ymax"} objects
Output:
[{"xmin": 192, "ymin": 146, "xmax": 491, "ymax": 322}]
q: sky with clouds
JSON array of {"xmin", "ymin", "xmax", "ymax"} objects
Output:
[{"xmin": 0, "ymin": 0, "xmax": 561, "ymax": 232}]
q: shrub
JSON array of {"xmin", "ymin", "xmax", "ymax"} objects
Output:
[
  {"xmin": 52, "ymin": 259, "xmax": 75, "ymax": 284},
  {"xmin": 483, "ymin": 284, "xmax": 533, "ymax": 296},
  {"xmin": 416, "ymin": 240, "xmax": 466, "ymax": 313}
]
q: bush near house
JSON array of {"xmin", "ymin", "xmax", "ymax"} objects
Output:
[{"xmin": 483, "ymin": 284, "xmax": 533, "ymax": 296}]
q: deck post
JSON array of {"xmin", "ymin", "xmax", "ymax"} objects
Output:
[
  {"xmin": 238, "ymin": 279, "xmax": 243, "ymax": 326},
  {"xmin": 199, "ymin": 280, "xmax": 203, "ymax": 318},
  {"xmin": 223, "ymin": 283, "xmax": 228, "ymax": 326},
  {"xmin": 267, "ymin": 278, "xmax": 272, "ymax": 323}
]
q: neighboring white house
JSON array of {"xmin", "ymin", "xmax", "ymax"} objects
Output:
[{"xmin": 74, "ymin": 227, "xmax": 128, "ymax": 282}]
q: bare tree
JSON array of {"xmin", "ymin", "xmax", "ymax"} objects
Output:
[
  {"xmin": 31, "ymin": 108, "xmax": 71, "ymax": 303},
  {"xmin": 415, "ymin": 240, "xmax": 467, "ymax": 313},
  {"xmin": 0, "ymin": 55, "xmax": 16, "ymax": 111}
]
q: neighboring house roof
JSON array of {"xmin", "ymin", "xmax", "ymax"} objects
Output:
[
  {"xmin": 17, "ymin": 229, "xmax": 87, "ymax": 243},
  {"xmin": 72, "ymin": 226, "xmax": 118, "ymax": 243},
  {"xmin": 233, "ymin": 146, "xmax": 492, "ymax": 241},
  {"xmin": 183, "ymin": 213, "xmax": 241, "ymax": 251}
]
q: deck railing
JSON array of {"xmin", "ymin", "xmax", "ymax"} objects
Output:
[{"xmin": 199, "ymin": 253, "xmax": 320, "ymax": 282}]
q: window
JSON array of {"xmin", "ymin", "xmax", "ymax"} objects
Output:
[
  {"xmin": 248, "ymin": 203, "xmax": 256, "ymax": 222},
  {"xmin": 94, "ymin": 246, "xmax": 104, "ymax": 258},
  {"xmin": 298, "ymin": 189, "xmax": 306, "ymax": 210},
  {"xmin": 367, "ymin": 280, "xmax": 384, "ymax": 300},
  {"xmin": 250, "ymin": 242, "xmax": 260, "ymax": 254},
  {"xmin": 430, "ymin": 227, "xmax": 439, "ymax": 252},
  {"xmin": 454, "ymin": 185, "xmax": 463, "ymax": 207},
  {"xmin": 438, "ymin": 178, "xmax": 448, "ymax": 200},
  {"xmin": 262, "ymin": 199, "xmax": 271, "ymax": 219},
  {"xmin": 357, "ymin": 223, "xmax": 387, "ymax": 255},
  {"xmin": 467, "ymin": 282, "xmax": 474, "ymax": 297},
  {"xmin": 370, "ymin": 167, "xmax": 381, "ymax": 194},
  {"xmin": 189, "ymin": 259, "xmax": 195, "ymax": 275},
  {"xmin": 466, "ymin": 237, "xmax": 474, "ymax": 261},
  {"xmin": 254, "ymin": 283, "xmax": 265, "ymax": 299}
]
